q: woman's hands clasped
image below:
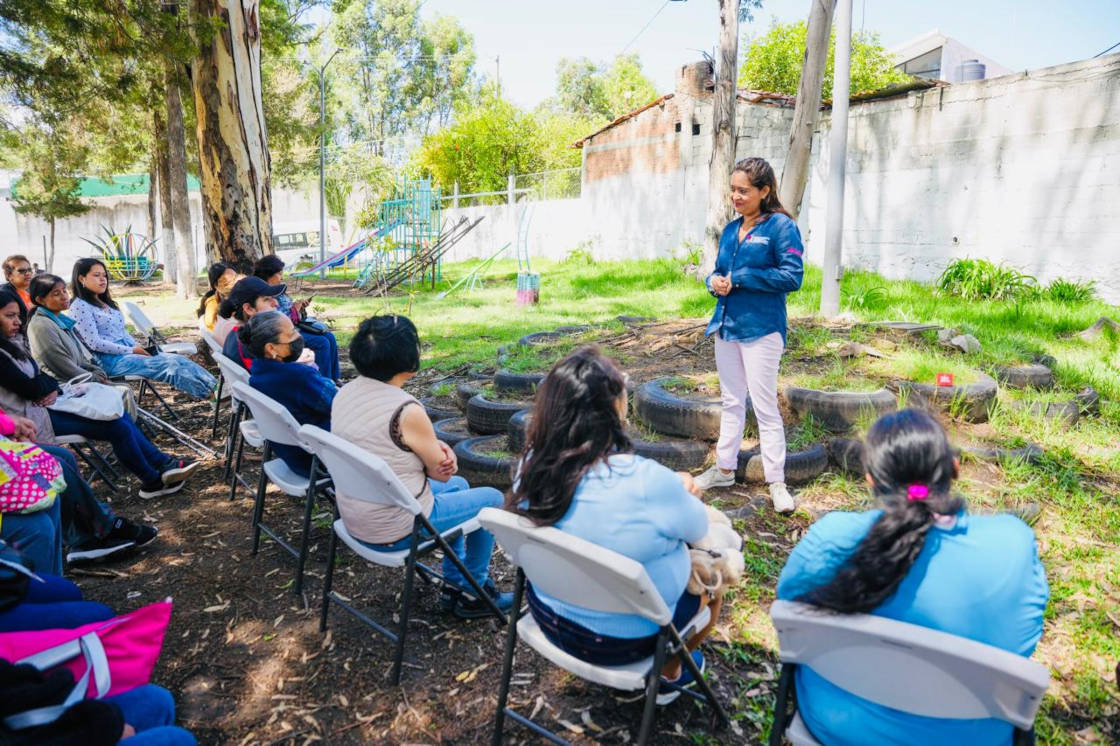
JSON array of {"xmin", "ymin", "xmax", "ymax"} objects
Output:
[{"xmin": 710, "ymin": 275, "xmax": 732, "ymax": 297}]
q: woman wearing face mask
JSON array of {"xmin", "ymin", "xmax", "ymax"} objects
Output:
[{"xmin": 244, "ymin": 311, "xmax": 337, "ymax": 478}]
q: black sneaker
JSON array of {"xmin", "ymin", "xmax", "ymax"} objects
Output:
[
  {"xmin": 440, "ymin": 579, "xmax": 514, "ymax": 620},
  {"xmin": 67, "ymin": 536, "xmax": 134, "ymax": 564},
  {"xmin": 108, "ymin": 517, "xmax": 159, "ymax": 548},
  {"xmin": 161, "ymin": 459, "xmax": 200, "ymax": 485},
  {"xmin": 139, "ymin": 480, "xmax": 185, "ymax": 500}
]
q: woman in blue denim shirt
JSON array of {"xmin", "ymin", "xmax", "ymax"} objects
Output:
[{"xmin": 693, "ymin": 158, "xmax": 804, "ymax": 513}]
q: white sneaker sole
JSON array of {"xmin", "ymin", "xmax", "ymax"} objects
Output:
[
  {"xmin": 140, "ymin": 480, "xmax": 186, "ymax": 500},
  {"xmin": 162, "ymin": 461, "xmax": 200, "ymax": 485},
  {"xmin": 67, "ymin": 541, "xmax": 135, "ymax": 562}
]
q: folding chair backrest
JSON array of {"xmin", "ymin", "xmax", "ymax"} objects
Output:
[
  {"xmin": 769, "ymin": 600, "xmax": 1050, "ymax": 730},
  {"xmin": 231, "ymin": 382, "xmax": 305, "ymax": 449},
  {"xmin": 201, "ymin": 329, "xmax": 222, "ymax": 357},
  {"xmin": 123, "ymin": 302, "xmax": 156, "ymax": 337},
  {"xmin": 298, "ymin": 425, "xmax": 422, "ymax": 514},
  {"xmin": 214, "ymin": 356, "xmax": 250, "ymax": 403},
  {"xmin": 477, "ymin": 508, "xmax": 672, "ymax": 626}
]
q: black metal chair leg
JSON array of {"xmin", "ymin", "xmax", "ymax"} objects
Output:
[
  {"xmin": 319, "ymin": 518, "xmax": 339, "ymax": 633},
  {"xmin": 251, "ymin": 443, "xmax": 271, "ymax": 554},
  {"xmin": 228, "ymin": 431, "xmax": 247, "ymax": 501},
  {"xmin": 72, "ymin": 444, "xmax": 118, "ymax": 492},
  {"xmin": 145, "ymin": 379, "xmax": 180, "ymax": 421},
  {"xmin": 770, "ymin": 664, "xmax": 796, "ymax": 746},
  {"xmin": 636, "ymin": 629, "xmax": 671, "ymax": 746},
  {"xmin": 223, "ymin": 405, "xmax": 243, "ymax": 482},
  {"xmin": 210, "ymin": 374, "xmax": 224, "ymax": 439},
  {"xmin": 491, "ymin": 568, "xmax": 526, "ymax": 746},
  {"xmin": 421, "ymin": 514, "xmax": 506, "ymax": 623},
  {"xmin": 390, "ymin": 523, "xmax": 422, "ymax": 687},
  {"xmin": 293, "ymin": 457, "xmax": 320, "ymax": 597}
]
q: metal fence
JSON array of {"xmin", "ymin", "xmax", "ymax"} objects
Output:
[{"xmin": 441, "ymin": 167, "xmax": 581, "ymax": 208}]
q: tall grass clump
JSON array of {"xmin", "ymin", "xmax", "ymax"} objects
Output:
[{"xmin": 937, "ymin": 258, "xmax": 1036, "ymax": 301}]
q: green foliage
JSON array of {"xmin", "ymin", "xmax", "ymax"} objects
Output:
[
  {"xmin": 552, "ymin": 53, "xmax": 659, "ymax": 122},
  {"xmin": 1045, "ymin": 278, "xmax": 1096, "ymax": 304},
  {"xmin": 739, "ymin": 20, "xmax": 911, "ymax": 97},
  {"xmin": 937, "ymin": 258, "xmax": 1037, "ymax": 301},
  {"xmin": 5, "ymin": 120, "xmax": 91, "ymax": 227}
]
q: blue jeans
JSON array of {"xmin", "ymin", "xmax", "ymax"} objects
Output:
[
  {"xmin": 106, "ymin": 685, "xmax": 197, "ymax": 745},
  {"xmin": 300, "ymin": 327, "xmax": 340, "ymax": 381},
  {"xmin": 0, "ymin": 572, "xmax": 113, "ymax": 631},
  {"xmin": 98, "ymin": 350, "xmax": 217, "ymax": 400},
  {"xmin": 49, "ymin": 410, "xmax": 172, "ymax": 485},
  {"xmin": 359, "ymin": 477, "xmax": 502, "ymax": 589},
  {"xmin": 1, "ymin": 496, "xmax": 62, "ymax": 575},
  {"xmin": 37, "ymin": 444, "xmax": 115, "ymax": 546}
]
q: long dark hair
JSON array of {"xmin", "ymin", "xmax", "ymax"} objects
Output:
[
  {"xmin": 732, "ymin": 157, "xmax": 790, "ymax": 218},
  {"xmin": 70, "ymin": 258, "xmax": 117, "ymax": 310},
  {"xmin": 196, "ymin": 262, "xmax": 233, "ymax": 318},
  {"xmin": 799, "ymin": 409, "xmax": 964, "ymax": 614},
  {"xmin": 507, "ymin": 346, "xmax": 632, "ymax": 526},
  {"xmin": 0, "ymin": 288, "xmax": 29, "ymax": 360},
  {"xmin": 26, "ymin": 273, "xmax": 65, "ymax": 320}
]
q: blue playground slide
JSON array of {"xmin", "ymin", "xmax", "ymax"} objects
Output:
[{"xmin": 290, "ymin": 221, "xmax": 401, "ymax": 277}]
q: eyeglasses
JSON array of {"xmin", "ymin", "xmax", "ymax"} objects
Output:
[{"xmin": 14, "ymin": 268, "xmax": 33, "ymax": 275}]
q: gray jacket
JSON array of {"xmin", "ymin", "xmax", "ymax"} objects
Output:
[{"xmin": 26, "ymin": 311, "xmax": 106, "ymax": 384}]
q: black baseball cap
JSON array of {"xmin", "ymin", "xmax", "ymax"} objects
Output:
[{"xmin": 228, "ymin": 276, "xmax": 285, "ymax": 309}]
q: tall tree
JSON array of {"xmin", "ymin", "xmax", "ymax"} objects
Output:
[
  {"xmin": 166, "ymin": 65, "xmax": 197, "ymax": 297},
  {"xmin": 553, "ymin": 54, "xmax": 658, "ymax": 123},
  {"xmin": 190, "ymin": 0, "xmax": 274, "ymax": 269},
  {"xmin": 412, "ymin": 14, "xmax": 477, "ymax": 134},
  {"xmin": 153, "ymin": 111, "xmax": 176, "ymax": 281}
]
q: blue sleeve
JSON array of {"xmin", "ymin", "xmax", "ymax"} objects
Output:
[
  {"xmin": 640, "ymin": 459, "xmax": 708, "ymax": 544},
  {"xmin": 777, "ymin": 511, "xmax": 881, "ymax": 601},
  {"xmin": 730, "ymin": 217, "xmax": 805, "ymax": 294},
  {"xmin": 1009, "ymin": 522, "xmax": 1049, "ymax": 657},
  {"xmin": 308, "ymin": 372, "xmax": 339, "ymax": 417}
]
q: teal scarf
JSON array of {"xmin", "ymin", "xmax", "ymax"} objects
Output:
[{"xmin": 38, "ymin": 307, "xmax": 77, "ymax": 331}]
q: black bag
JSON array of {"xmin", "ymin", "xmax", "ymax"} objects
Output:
[{"xmin": 0, "ymin": 540, "xmax": 37, "ymax": 613}]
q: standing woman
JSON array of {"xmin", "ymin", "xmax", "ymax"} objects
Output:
[
  {"xmin": 693, "ymin": 157, "xmax": 804, "ymax": 513},
  {"xmin": 0, "ymin": 254, "xmax": 34, "ymax": 327},
  {"xmin": 68, "ymin": 258, "xmax": 217, "ymax": 400}
]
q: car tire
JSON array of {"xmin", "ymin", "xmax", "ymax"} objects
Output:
[
  {"xmin": 466, "ymin": 394, "xmax": 530, "ymax": 435},
  {"xmin": 493, "ymin": 369, "xmax": 546, "ymax": 396},
  {"xmin": 454, "ymin": 435, "xmax": 516, "ymax": 490},
  {"xmin": 633, "ymin": 377, "xmax": 728, "ymax": 441},
  {"xmin": 785, "ymin": 386, "xmax": 897, "ymax": 432},
  {"xmin": 736, "ymin": 443, "xmax": 828, "ymax": 485},
  {"xmin": 993, "ymin": 363, "xmax": 1054, "ymax": 389},
  {"xmin": 898, "ymin": 373, "xmax": 999, "ymax": 423},
  {"xmin": 433, "ymin": 417, "xmax": 474, "ymax": 447}
]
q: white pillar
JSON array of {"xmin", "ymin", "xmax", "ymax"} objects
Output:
[{"xmin": 819, "ymin": 0, "xmax": 852, "ymax": 317}]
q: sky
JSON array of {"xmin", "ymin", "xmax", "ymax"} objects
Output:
[{"xmin": 410, "ymin": 0, "xmax": 1120, "ymax": 108}]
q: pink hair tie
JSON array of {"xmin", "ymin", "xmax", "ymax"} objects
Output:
[{"xmin": 907, "ymin": 484, "xmax": 929, "ymax": 500}]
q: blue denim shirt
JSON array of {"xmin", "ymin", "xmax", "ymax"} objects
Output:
[
  {"xmin": 777, "ymin": 510, "xmax": 1049, "ymax": 746},
  {"xmin": 704, "ymin": 212, "xmax": 804, "ymax": 344},
  {"xmin": 249, "ymin": 357, "xmax": 338, "ymax": 476}
]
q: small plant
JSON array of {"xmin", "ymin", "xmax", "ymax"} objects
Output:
[
  {"xmin": 563, "ymin": 241, "xmax": 595, "ymax": 265},
  {"xmin": 937, "ymin": 258, "xmax": 1036, "ymax": 301},
  {"xmin": 844, "ymin": 285, "xmax": 888, "ymax": 311},
  {"xmin": 431, "ymin": 382, "xmax": 454, "ymax": 398},
  {"xmin": 675, "ymin": 239, "xmax": 703, "ymax": 267},
  {"xmin": 1045, "ymin": 278, "xmax": 1095, "ymax": 304},
  {"xmin": 787, "ymin": 413, "xmax": 828, "ymax": 450}
]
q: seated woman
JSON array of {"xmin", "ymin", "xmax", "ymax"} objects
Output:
[
  {"xmin": 0, "ymin": 289, "xmax": 198, "ymax": 500},
  {"xmin": 331, "ymin": 315, "xmax": 512, "ymax": 619},
  {"xmin": 0, "ymin": 254, "xmax": 33, "ymax": 327},
  {"xmin": 26, "ymin": 274, "xmax": 108, "ymax": 383},
  {"xmin": 243, "ymin": 311, "xmax": 337, "ymax": 477},
  {"xmin": 1, "ymin": 408, "xmax": 157, "ymax": 564},
  {"xmin": 220, "ymin": 276, "xmax": 285, "ymax": 371},
  {"xmin": 509, "ymin": 347, "xmax": 716, "ymax": 700},
  {"xmin": 68, "ymin": 258, "xmax": 217, "ymax": 400},
  {"xmin": 0, "ymin": 539, "xmax": 114, "ymax": 631},
  {"xmin": 776, "ymin": 408, "xmax": 1049, "ymax": 746},
  {"xmin": 253, "ymin": 255, "xmax": 341, "ymax": 381},
  {"xmin": 196, "ymin": 262, "xmax": 236, "ymax": 333}
]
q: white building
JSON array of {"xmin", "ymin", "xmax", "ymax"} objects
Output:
[{"xmin": 890, "ymin": 29, "xmax": 1012, "ymax": 83}]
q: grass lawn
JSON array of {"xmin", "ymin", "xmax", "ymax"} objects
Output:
[{"xmin": 127, "ymin": 256, "xmax": 1119, "ymax": 743}]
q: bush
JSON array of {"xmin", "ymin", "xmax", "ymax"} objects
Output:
[
  {"xmin": 937, "ymin": 259, "xmax": 1036, "ymax": 301},
  {"xmin": 1045, "ymin": 278, "xmax": 1095, "ymax": 304}
]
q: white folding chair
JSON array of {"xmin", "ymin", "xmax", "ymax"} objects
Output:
[
  {"xmin": 477, "ymin": 507, "xmax": 727, "ymax": 746},
  {"xmin": 54, "ymin": 433, "xmax": 120, "ymax": 491},
  {"xmin": 214, "ymin": 355, "xmax": 253, "ymax": 493},
  {"xmin": 123, "ymin": 301, "xmax": 197, "ymax": 356},
  {"xmin": 299, "ymin": 424, "xmax": 506, "ymax": 686},
  {"xmin": 768, "ymin": 600, "xmax": 1050, "ymax": 746},
  {"xmin": 232, "ymin": 382, "xmax": 331, "ymax": 598},
  {"xmin": 201, "ymin": 328, "xmax": 228, "ymax": 438}
]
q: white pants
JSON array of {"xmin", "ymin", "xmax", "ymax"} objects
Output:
[{"xmin": 714, "ymin": 332, "xmax": 786, "ymax": 483}]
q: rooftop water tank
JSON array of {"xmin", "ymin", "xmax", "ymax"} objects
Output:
[{"xmin": 959, "ymin": 59, "xmax": 986, "ymax": 81}]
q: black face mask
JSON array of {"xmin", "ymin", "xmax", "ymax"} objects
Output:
[{"xmin": 280, "ymin": 336, "xmax": 304, "ymax": 363}]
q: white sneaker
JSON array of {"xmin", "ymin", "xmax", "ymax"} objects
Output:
[
  {"xmin": 693, "ymin": 466, "xmax": 735, "ymax": 491},
  {"xmin": 770, "ymin": 482, "xmax": 795, "ymax": 514}
]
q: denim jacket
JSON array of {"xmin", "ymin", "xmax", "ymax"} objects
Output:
[{"xmin": 704, "ymin": 212, "xmax": 804, "ymax": 344}]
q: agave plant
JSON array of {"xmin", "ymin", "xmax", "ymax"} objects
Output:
[{"xmin": 80, "ymin": 224, "xmax": 160, "ymax": 282}]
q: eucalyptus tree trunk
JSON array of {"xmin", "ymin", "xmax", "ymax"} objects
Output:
[
  {"xmin": 154, "ymin": 111, "xmax": 176, "ymax": 283},
  {"xmin": 779, "ymin": 0, "xmax": 836, "ymax": 218},
  {"xmin": 190, "ymin": 0, "xmax": 273, "ymax": 270},
  {"xmin": 701, "ymin": 0, "xmax": 741, "ymax": 276},
  {"xmin": 167, "ymin": 66, "xmax": 197, "ymax": 298}
]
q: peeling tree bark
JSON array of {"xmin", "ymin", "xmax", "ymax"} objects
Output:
[
  {"xmin": 190, "ymin": 0, "xmax": 273, "ymax": 270},
  {"xmin": 167, "ymin": 66, "xmax": 197, "ymax": 299},
  {"xmin": 154, "ymin": 111, "xmax": 175, "ymax": 283},
  {"xmin": 701, "ymin": 0, "xmax": 740, "ymax": 276}
]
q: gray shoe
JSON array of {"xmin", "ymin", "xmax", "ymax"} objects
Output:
[{"xmin": 693, "ymin": 466, "xmax": 736, "ymax": 491}]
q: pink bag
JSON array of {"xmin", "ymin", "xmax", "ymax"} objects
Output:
[
  {"xmin": 0, "ymin": 598, "xmax": 172, "ymax": 728},
  {"xmin": 0, "ymin": 440, "xmax": 65, "ymax": 514}
]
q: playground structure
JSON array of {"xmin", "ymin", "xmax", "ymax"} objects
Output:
[
  {"xmin": 354, "ymin": 179, "xmax": 444, "ymax": 291},
  {"xmin": 361, "ymin": 216, "xmax": 484, "ymax": 296},
  {"xmin": 83, "ymin": 225, "xmax": 160, "ymax": 282},
  {"xmin": 515, "ymin": 205, "xmax": 539, "ymax": 305}
]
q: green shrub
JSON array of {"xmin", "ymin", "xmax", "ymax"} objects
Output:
[
  {"xmin": 937, "ymin": 258, "xmax": 1036, "ymax": 301},
  {"xmin": 1045, "ymin": 278, "xmax": 1095, "ymax": 304}
]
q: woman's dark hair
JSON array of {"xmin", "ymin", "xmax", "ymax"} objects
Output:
[
  {"xmin": 507, "ymin": 347, "xmax": 632, "ymax": 526},
  {"xmin": 732, "ymin": 157, "xmax": 790, "ymax": 217},
  {"xmin": 237, "ymin": 311, "xmax": 290, "ymax": 359},
  {"xmin": 252, "ymin": 255, "xmax": 285, "ymax": 281},
  {"xmin": 799, "ymin": 408, "xmax": 964, "ymax": 614},
  {"xmin": 196, "ymin": 262, "xmax": 234, "ymax": 318},
  {"xmin": 349, "ymin": 315, "xmax": 421, "ymax": 382},
  {"xmin": 70, "ymin": 257, "xmax": 117, "ymax": 310},
  {"xmin": 27, "ymin": 274, "xmax": 65, "ymax": 317},
  {"xmin": 0, "ymin": 288, "xmax": 29, "ymax": 360},
  {"xmin": 2, "ymin": 254, "xmax": 30, "ymax": 279}
]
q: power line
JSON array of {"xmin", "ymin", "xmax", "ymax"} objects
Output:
[
  {"xmin": 619, "ymin": 0, "xmax": 672, "ymax": 57},
  {"xmin": 1094, "ymin": 40, "xmax": 1120, "ymax": 58}
]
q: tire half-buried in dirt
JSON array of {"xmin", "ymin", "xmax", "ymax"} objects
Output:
[
  {"xmin": 633, "ymin": 377, "xmax": 728, "ymax": 441},
  {"xmin": 420, "ymin": 397, "xmax": 459, "ymax": 423},
  {"xmin": 507, "ymin": 409, "xmax": 532, "ymax": 454},
  {"xmin": 466, "ymin": 394, "xmax": 530, "ymax": 435},
  {"xmin": 898, "ymin": 373, "xmax": 998, "ymax": 423},
  {"xmin": 433, "ymin": 417, "xmax": 474, "ymax": 447},
  {"xmin": 736, "ymin": 443, "xmax": 828, "ymax": 484},
  {"xmin": 993, "ymin": 363, "xmax": 1055, "ymax": 389},
  {"xmin": 454, "ymin": 435, "xmax": 516, "ymax": 490},
  {"xmin": 785, "ymin": 386, "xmax": 897, "ymax": 432},
  {"xmin": 493, "ymin": 369, "xmax": 545, "ymax": 396}
]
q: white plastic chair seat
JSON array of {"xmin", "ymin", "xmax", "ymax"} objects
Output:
[
  {"xmin": 159, "ymin": 341, "xmax": 197, "ymax": 356},
  {"xmin": 786, "ymin": 713, "xmax": 822, "ymax": 745},
  {"xmin": 239, "ymin": 420, "xmax": 264, "ymax": 448},
  {"xmin": 262, "ymin": 458, "xmax": 310, "ymax": 496},
  {"xmin": 333, "ymin": 517, "xmax": 481, "ymax": 568},
  {"xmin": 53, "ymin": 434, "xmax": 89, "ymax": 445},
  {"xmin": 516, "ymin": 605, "xmax": 711, "ymax": 691}
]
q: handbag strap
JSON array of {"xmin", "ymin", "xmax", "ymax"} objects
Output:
[
  {"xmin": 5, "ymin": 632, "xmax": 112, "ymax": 730},
  {"xmin": 0, "ymin": 556, "xmax": 42, "ymax": 582}
]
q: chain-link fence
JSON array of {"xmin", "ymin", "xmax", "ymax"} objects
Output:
[{"xmin": 441, "ymin": 167, "xmax": 581, "ymax": 208}]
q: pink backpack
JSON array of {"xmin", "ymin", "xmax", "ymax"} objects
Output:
[{"xmin": 0, "ymin": 599, "xmax": 172, "ymax": 730}]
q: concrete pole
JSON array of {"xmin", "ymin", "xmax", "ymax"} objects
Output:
[
  {"xmin": 318, "ymin": 49, "xmax": 341, "ymax": 280},
  {"xmin": 819, "ymin": 0, "xmax": 852, "ymax": 317}
]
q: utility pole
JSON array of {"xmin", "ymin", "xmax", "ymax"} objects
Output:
[
  {"xmin": 495, "ymin": 55, "xmax": 501, "ymax": 95},
  {"xmin": 318, "ymin": 48, "xmax": 342, "ymax": 279},
  {"xmin": 819, "ymin": 0, "xmax": 852, "ymax": 317}
]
